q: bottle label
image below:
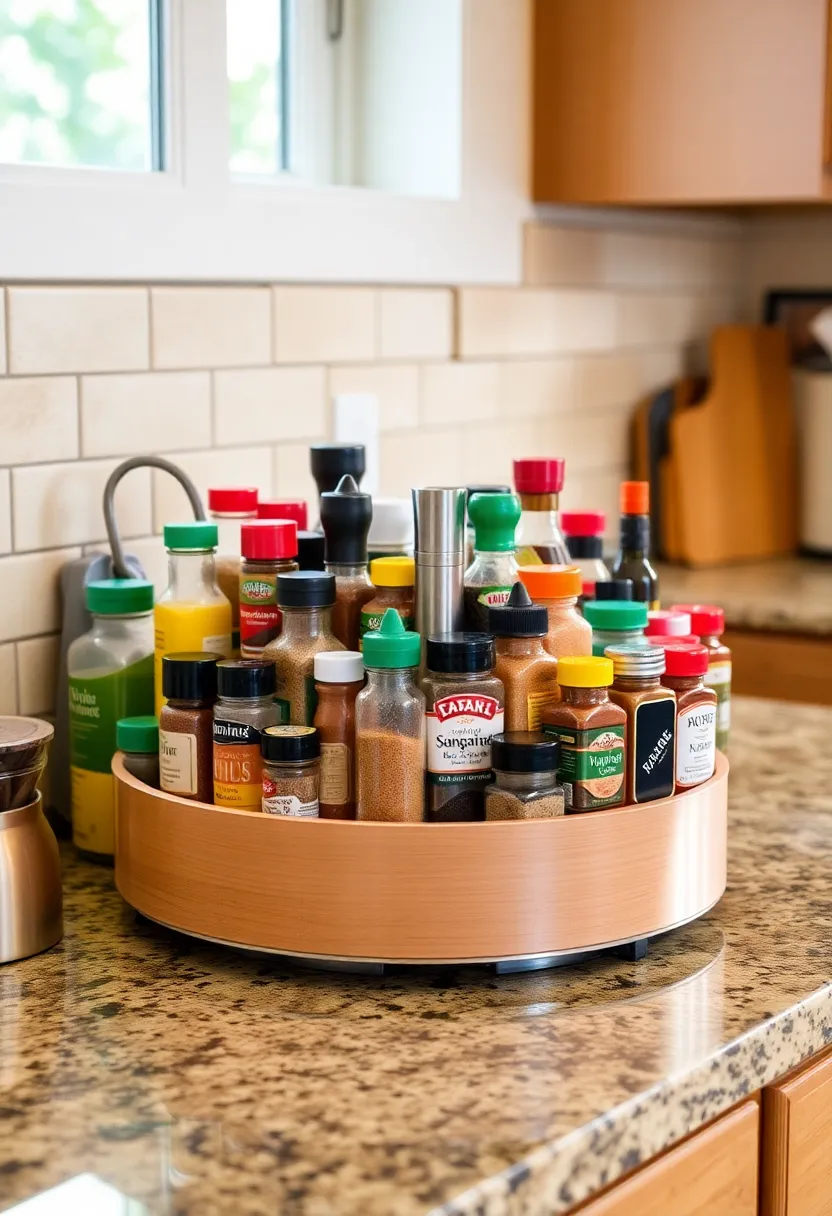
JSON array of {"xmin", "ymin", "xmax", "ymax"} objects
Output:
[
  {"xmin": 476, "ymin": 585, "xmax": 512, "ymax": 608},
  {"xmin": 213, "ymin": 719, "xmax": 263, "ymax": 810},
  {"xmin": 543, "ymin": 723, "xmax": 625, "ymax": 809},
  {"xmin": 426, "ymin": 695, "xmax": 504, "ymax": 785},
  {"xmin": 632, "ymin": 698, "xmax": 676, "ymax": 802},
  {"xmin": 262, "ymin": 777, "xmax": 319, "ymax": 817},
  {"xmin": 359, "ymin": 608, "xmax": 414, "ymax": 649},
  {"xmin": 704, "ymin": 661, "xmax": 731, "ymax": 749},
  {"xmin": 526, "ymin": 688, "xmax": 560, "ymax": 731},
  {"xmin": 320, "ymin": 742, "xmax": 352, "ymax": 804},
  {"xmin": 676, "ymin": 703, "xmax": 717, "ymax": 788},
  {"xmin": 153, "ymin": 599, "xmax": 233, "ymax": 713},
  {"xmin": 240, "ymin": 573, "xmax": 282, "ymax": 656},
  {"xmin": 159, "ymin": 729, "xmax": 198, "ymax": 796}
]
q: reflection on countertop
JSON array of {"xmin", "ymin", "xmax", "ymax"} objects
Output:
[
  {"xmin": 658, "ymin": 556, "xmax": 832, "ymax": 635},
  {"xmin": 2, "ymin": 697, "xmax": 832, "ymax": 1216}
]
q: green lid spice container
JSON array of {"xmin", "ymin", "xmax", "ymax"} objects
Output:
[
  {"xmin": 583, "ymin": 600, "xmax": 649, "ymax": 657},
  {"xmin": 68, "ymin": 579, "xmax": 155, "ymax": 861},
  {"xmin": 116, "ymin": 716, "xmax": 159, "ymax": 788},
  {"xmin": 263, "ymin": 572, "xmax": 345, "ymax": 726},
  {"xmin": 463, "ymin": 492, "xmax": 522, "ymax": 631},
  {"xmin": 484, "ymin": 732, "xmax": 565, "ymax": 820},
  {"xmin": 356, "ymin": 609, "xmax": 425, "ymax": 823},
  {"xmin": 261, "ymin": 726, "xmax": 321, "ymax": 817}
]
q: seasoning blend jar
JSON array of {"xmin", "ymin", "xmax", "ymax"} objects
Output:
[
  {"xmin": 670, "ymin": 604, "xmax": 731, "ymax": 752},
  {"xmin": 541, "ymin": 657, "xmax": 626, "ymax": 811},
  {"xmin": 313, "ymin": 650, "xmax": 364, "ymax": 820},
  {"xmin": 208, "ymin": 487, "xmax": 259, "ymax": 652},
  {"xmin": 421, "ymin": 634, "xmax": 505, "ymax": 822},
  {"xmin": 464, "ymin": 492, "xmax": 522, "ymax": 630},
  {"xmin": 261, "ymin": 726, "xmax": 321, "ymax": 817},
  {"xmin": 660, "ymin": 644, "xmax": 718, "ymax": 792},
  {"xmin": 356, "ymin": 609, "xmax": 425, "ymax": 823},
  {"xmin": 485, "ymin": 732, "xmax": 565, "ymax": 820},
  {"xmin": 159, "ymin": 653, "xmax": 220, "ymax": 803},
  {"xmin": 360, "ymin": 557, "xmax": 415, "ymax": 649},
  {"xmin": 489, "ymin": 583, "xmax": 559, "ymax": 731},
  {"xmin": 154, "ymin": 522, "xmax": 232, "ymax": 714},
  {"xmin": 116, "ymin": 716, "xmax": 160, "ymax": 788},
  {"xmin": 212, "ymin": 660, "xmax": 280, "ymax": 810},
  {"xmin": 320, "ymin": 474, "xmax": 374, "ymax": 650},
  {"xmin": 68, "ymin": 579, "xmax": 155, "ymax": 859},
  {"xmin": 264, "ymin": 572, "xmax": 345, "ymax": 726},
  {"xmin": 606, "ymin": 645, "xmax": 676, "ymax": 804},
  {"xmin": 562, "ymin": 511, "xmax": 611, "ymax": 599},
  {"xmin": 583, "ymin": 600, "xmax": 649, "ymax": 657},
  {"xmin": 512, "ymin": 458, "xmax": 571, "ymax": 565},
  {"xmin": 610, "ymin": 481, "xmax": 660, "ymax": 608},
  {"xmin": 517, "ymin": 565, "xmax": 591, "ymax": 660},
  {"xmin": 239, "ymin": 520, "xmax": 299, "ymax": 658}
]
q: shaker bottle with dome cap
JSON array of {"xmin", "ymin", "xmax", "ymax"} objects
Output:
[
  {"xmin": 610, "ymin": 481, "xmax": 660, "ymax": 608},
  {"xmin": 517, "ymin": 564, "xmax": 591, "ymax": 659},
  {"xmin": 464, "ymin": 484, "xmax": 511, "ymax": 565},
  {"xmin": 488, "ymin": 582, "xmax": 559, "ymax": 732},
  {"xmin": 512, "ymin": 458, "xmax": 570, "ymax": 566},
  {"xmin": 320, "ymin": 474, "xmax": 374, "ymax": 651},
  {"xmin": 309, "ymin": 444, "xmax": 365, "ymax": 527},
  {"xmin": 670, "ymin": 604, "xmax": 731, "ymax": 752}
]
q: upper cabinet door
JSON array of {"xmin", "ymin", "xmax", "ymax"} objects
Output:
[{"xmin": 533, "ymin": 0, "xmax": 832, "ymax": 204}]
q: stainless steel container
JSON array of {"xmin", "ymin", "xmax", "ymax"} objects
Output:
[
  {"xmin": 0, "ymin": 792, "xmax": 63, "ymax": 965},
  {"xmin": 412, "ymin": 487, "xmax": 466, "ymax": 653}
]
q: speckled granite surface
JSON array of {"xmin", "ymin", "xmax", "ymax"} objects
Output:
[
  {"xmin": 2, "ymin": 696, "xmax": 832, "ymax": 1216},
  {"xmin": 658, "ymin": 556, "xmax": 832, "ymax": 635}
]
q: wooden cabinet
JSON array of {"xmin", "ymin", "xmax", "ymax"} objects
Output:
[
  {"xmin": 577, "ymin": 1101, "xmax": 759, "ymax": 1215},
  {"xmin": 762, "ymin": 1049, "xmax": 832, "ymax": 1216},
  {"xmin": 725, "ymin": 630, "xmax": 832, "ymax": 707},
  {"xmin": 533, "ymin": 0, "xmax": 832, "ymax": 204}
]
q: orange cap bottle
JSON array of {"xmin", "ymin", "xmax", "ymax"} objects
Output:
[{"xmin": 620, "ymin": 481, "xmax": 650, "ymax": 516}]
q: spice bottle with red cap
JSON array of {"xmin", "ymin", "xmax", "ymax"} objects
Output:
[
  {"xmin": 257, "ymin": 500, "xmax": 309, "ymax": 531},
  {"xmin": 513, "ymin": 458, "xmax": 571, "ymax": 565},
  {"xmin": 660, "ymin": 643, "xmax": 718, "ymax": 791},
  {"xmin": 670, "ymin": 604, "xmax": 731, "ymax": 752},
  {"xmin": 208, "ymin": 487, "xmax": 259, "ymax": 654},
  {"xmin": 562, "ymin": 511, "xmax": 611, "ymax": 600},
  {"xmin": 610, "ymin": 481, "xmax": 660, "ymax": 609},
  {"xmin": 239, "ymin": 520, "xmax": 299, "ymax": 658}
]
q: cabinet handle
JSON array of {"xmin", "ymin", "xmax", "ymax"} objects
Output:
[{"xmin": 825, "ymin": 0, "xmax": 832, "ymax": 170}]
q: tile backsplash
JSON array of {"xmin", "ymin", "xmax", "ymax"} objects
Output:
[{"xmin": 0, "ymin": 219, "xmax": 743, "ymax": 718}]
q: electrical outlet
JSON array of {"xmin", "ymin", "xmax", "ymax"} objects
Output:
[{"xmin": 332, "ymin": 393, "xmax": 379, "ymax": 495}]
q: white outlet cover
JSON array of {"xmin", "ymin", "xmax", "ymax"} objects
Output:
[{"xmin": 332, "ymin": 392, "xmax": 380, "ymax": 495}]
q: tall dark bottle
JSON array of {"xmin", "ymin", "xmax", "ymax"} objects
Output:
[
  {"xmin": 610, "ymin": 481, "xmax": 660, "ymax": 609},
  {"xmin": 320, "ymin": 474, "xmax": 374, "ymax": 651}
]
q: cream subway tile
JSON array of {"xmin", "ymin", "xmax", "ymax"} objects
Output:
[
  {"xmin": 17, "ymin": 634, "xmax": 60, "ymax": 716},
  {"xmin": 329, "ymin": 363, "xmax": 419, "ymax": 432},
  {"xmin": 127, "ymin": 535, "xmax": 168, "ymax": 597},
  {"xmin": 0, "ymin": 377, "xmax": 78, "ymax": 465},
  {"xmin": 574, "ymin": 352, "xmax": 646, "ymax": 413},
  {"xmin": 0, "ymin": 471, "xmax": 11, "ymax": 555},
  {"xmin": 0, "ymin": 291, "xmax": 6, "ymax": 375},
  {"xmin": 420, "ymin": 361, "xmax": 501, "ymax": 426},
  {"xmin": 273, "ymin": 287, "xmax": 376, "ymax": 364},
  {"xmin": 541, "ymin": 407, "xmax": 631, "ymax": 474},
  {"xmin": 551, "ymin": 290, "xmax": 618, "ymax": 354},
  {"xmin": 617, "ymin": 293, "xmax": 703, "ymax": 347},
  {"xmin": 600, "ymin": 231, "xmax": 682, "ymax": 289},
  {"xmin": 0, "ymin": 643, "xmax": 16, "ymax": 713},
  {"xmin": 379, "ymin": 428, "xmax": 463, "ymax": 496},
  {"xmin": 7, "ymin": 286, "xmax": 149, "ymax": 375},
  {"xmin": 457, "ymin": 288, "xmax": 618, "ymax": 359},
  {"xmin": 459, "ymin": 418, "xmax": 544, "ymax": 484},
  {"xmin": 273, "ymin": 442, "xmax": 320, "ymax": 513},
  {"xmin": 0, "ymin": 547, "xmax": 80, "ymax": 642},
  {"xmin": 499, "ymin": 358, "xmax": 576, "ymax": 418},
  {"xmin": 378, "ymin": 289, "xmax": 454, "ymax": 360},
  {"xmin": 12, "ymin": 460, "xmax": 151, "ymax": 552},
  {"xmin": 640, "ymin": 347, "xmax": 688, "ymax": 393},
  {"xmin": 151, "ymin": 287, "xmax": 271, "ymax": 370},
  {"xmin": 80, "ymin": 371, "xmax": 211, "ymax": 459},
  {"xmin": 152, "ymin": 446, "xmax": 273, "ymax": 533},
  {"xmin": 214, "ymin": 366, "xmax": 326, "ymax": 446},
  {"xmin": 707, "ymin": 237, "xmax": 746, "ymax": 292},
  {"xmin": 522, "ymin": 224, "xmax": 604, "ymax": 287}
]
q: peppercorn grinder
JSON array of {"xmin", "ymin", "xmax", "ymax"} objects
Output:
[{"xmin": 412, "ymin": 487, "xmax": 466, "ymax": 658}]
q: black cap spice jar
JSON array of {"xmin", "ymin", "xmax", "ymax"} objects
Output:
[
  {"xmin": 262, "ymin": 572, "xmax": 345, "ymax": 726},
  {"xmin": 484, "ymin": 732, "xmax": 564, "ymax": 820},
  {"xmin": 212, "ymin": 659, "xmax": 280, "ymax": 811},
  {"xmin": 320, "ymin": 474, "xmax": 375, "ymax": 650},
  {"xmin": 261, "ymin": 725, "xmax": 321, "ymax": 817},
  {"xmin": 159, "ymin": 653, "xmax": 221, "ymax": 803},
  {"xmin": 488, "ymin": 583, "xmax": 559, "ymax": 732}
]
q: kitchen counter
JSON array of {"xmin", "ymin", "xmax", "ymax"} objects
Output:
[
  {"xmin": 2, "ymin": 697, "xmax": 832, "ymax": 1216},
  {"xmin": 658, "ymin": 555, "xmax": 832, "ymax": 635}
]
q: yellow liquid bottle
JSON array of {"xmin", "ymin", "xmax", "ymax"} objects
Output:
[{"xmin": 154, "ymin": 522, "xmax": 233, "ymax": 714}]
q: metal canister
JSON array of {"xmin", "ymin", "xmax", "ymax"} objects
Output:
[{"xmin": 412, "ymin": 487, "xmax": 466, "ymax": 658}]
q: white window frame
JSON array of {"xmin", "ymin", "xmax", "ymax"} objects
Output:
[{"xmin": 0, "ymin": 0, "xmax": 530, "ymax": 284}]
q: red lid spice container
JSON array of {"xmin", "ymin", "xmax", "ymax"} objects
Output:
[
  {"xmin": 513, "ymin": 458, "xmax": 571, "ymax": 565},
  {"xmin": 670, "ymin": 604, "xmax": 731, "ymax": 753},
  {"xmin": 257, "ymin": 500, "xmax": 309, "ymax": 530},
  {"xmin": 208, "ymin": 487, "xmax": 259, "ymax": 652},
  {"xmin": 645, "ymin": 610, "xmax": 691, "ymax": 639},
  {"xmin": 239, "ymin": 520, "xmax": 299, "ymax": 658},
  {"xmin": 541, "ymin": 656, "xmax": 626, "ymax": 811},
  {"xmin": 660, "ymin": 643, "xmax": 718, "ymax": 792}
]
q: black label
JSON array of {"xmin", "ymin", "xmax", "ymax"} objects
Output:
[
  {"xmin": 213, "ymin": 718, "xmax": 260, "ymax": 745},
  {"xmin": 633, "ymin": 698, "xmax": 675, "ymax": 802}
]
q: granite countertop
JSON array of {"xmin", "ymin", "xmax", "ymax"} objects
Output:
[
  {"xmin": 2, "ymin": 697, "xmax": 832, "ymax": 1216},
  {"xmin": 658, "ymin": 556, "xmax": 832, "ymax": 635}
]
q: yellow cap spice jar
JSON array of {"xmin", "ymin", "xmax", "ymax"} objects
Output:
[
  {"xmin": 541, "ymin": 656, "xmax": 626, "ymax": 811},
  {"xmin": 359, "ymin": 556, "xmax": 415, "ymax": 650}
]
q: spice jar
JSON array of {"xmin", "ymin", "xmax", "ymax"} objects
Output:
[
  {"xmin": 213, "ymin": 659, "xmax": 280, "ymax": 810},
  {"xmin": 517, "ymin": 564, "xmax": 591, "ymax": 660},
  {"xmin": 208, "ymin": 486, "xmax": 259, "ymax": 654},
  {"xmin": 421, "ymin": 633, "xmax": 505, "ymax": 823},
  {"xmin": 489, "ymin": 583, "xmax": 559, "ymax": 731},
  {"xmin": 313, "ymin": 650, "xmax": 364, "ymax": 820},
  {"xmin": 670, "ymin": 604, "xmax": 731, "ymax": 752},
  {"xmin": 562, "ymin": 511, "xmax": 611, "ymax": 601},
  {"xmin": 583, "ymin": 600, "xmax": 649, "ymax": 657},
  {"xmin": 513, "ymin": 458, "xmax": 571, "ymax": 565},
  {"xmin": 660, "ymin": 643, "xmax": 718, "ymax": 792},
  {"xmin": 360, "ymin": 556, "xmax": 415, "ymax": 649},
  {"xmin": 542, "ymin": 657, "xmax": 626, "ymax": 811},
  {"xmin": 356, "ymin": 608, "xmax": 425, "ymax": 823},
  {"xmin": 321, "ymin": 473, "xmax": 374, "ymax": 650},
  {"xmin": 645, "ymin": 609, "xmax": 692, "ymax": 640},
  {"xmin": 239, "ymin": 520, "xmax": 299, "ymax": 658},
  {"xmin": 264, "ymin": 571, "xmax": 345, "ymax": 726},
  {"xmin": 484, "ymin": 732, "xmax": 564, "ymax": 820},
  {"xmin": 607, "ymin": 644, "xmax": 676, "ymax": 804},
  {"xmin": 261, "ymin": 726, "xmax": 321, "ymax": 817},
  {"xmin": 159, "ymin": 653, "xmax": 220, "ymax": 803},
  {"xmin": 116, "ymin": 716, "xmax": 159, "ymax": 788},
  {"xmin": 257, "ymin": 499, "xmax": 308, "ymax": 530},
  {"xmin": 463, "ymin": 492, "xmax": 521, "ymax": 631}
]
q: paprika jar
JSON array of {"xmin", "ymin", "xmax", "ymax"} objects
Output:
[
  {"xmin": 239, "ymin": 520, "xmax": 299, "ymax": 658},
  {"xmin": 660, "ymin": 643, "xmax": 718, "ymax": 791}
]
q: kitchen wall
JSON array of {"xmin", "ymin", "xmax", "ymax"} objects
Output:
[
  {"xmin": 744, "ymin": 212, "xmax": 832, "ymax": 318},
  {"xmin": 0, "ymin": 217, "xmax": 742, "ymax": 719}
]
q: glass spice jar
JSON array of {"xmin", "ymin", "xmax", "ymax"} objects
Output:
[
  {"xmin": 261, "ymin": 726, "xmax": 321, "ymax": 817},
  {"xmin": 239, "ymin": 520, "xmax": 299, "ymax": 658},
  {"xmin": 606, "ymin": 644, "xmax": 676, "ymax": 804},
  {"xmin": 263, "ymin": 572, "xmax": 345, "ymax": 726},
  {"xmin": 320, "ymin": 473, "xmax": 375, "ymax": 651},
  {"xmin": 660, "ymin": 643, "xmax": 718, "ymax": 791},
  {"xmin": 463, "ymin": 492, "xmax": 521, "ymax": 631},
  {"xmin": 360, "ymin": 556, "xmax": 415, "ymax": 650},
  {"xmin": 489, "ymin": 583, "xmax": 559, "ymax": 732},
  {"xmin": 484, "ymin": 732, "xmax": 565, "ymax": 820},
  {"xmin": 583, "ymin": 600, "xmax": 649, "ymax": 657},
  {"xmin": 116, "ymin": 715, "xmax": 160, "ymax": 788},
  {"xmin": 158, "ymin": 653, "xmax": 220, "ymax": 803},
  {"xmin": 670, "ymin": 604, "xmax": 732, "ymax": 753},
  {"xmin": 512, "ymin": 458, "xmax": 571, "ymax": 565},
  {"xmin": 421, "ymin": 633, "xmax": 505, "ymax": 822},
  {"xmin": 541, "ymin": 656, "xmax": 626, "ymax": 811},
  {"xmin": 212, "ymin": 659, "xmax": 280, "ymax": 811},
  {"xmin": 517, "ymin": 564, "xmax": 591, "ymax": 659},
  {"xmin": 313, "ymin": 650, "xmax": 364, "ymax": 820}
]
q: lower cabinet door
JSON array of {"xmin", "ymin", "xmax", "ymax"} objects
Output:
[
  {"xmin": 579, "ymin": 1100, "xmax": 759, "ymax": 1216},
  {"xmin": 762, "ymin": 1048, "xmax": 832, "ymax": 1216}
]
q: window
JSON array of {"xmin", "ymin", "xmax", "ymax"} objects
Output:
[{"xmin": 227, "ymin": 0, "xmax": 287, "ymax": 175}]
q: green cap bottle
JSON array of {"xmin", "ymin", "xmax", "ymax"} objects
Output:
[
  {"xmin": 362, "ymin": 607, "xmax": 421, "ymax": 668},
  {"xmin": 468, "ymin": 492, "xmax": 521, "ymax": 553}
]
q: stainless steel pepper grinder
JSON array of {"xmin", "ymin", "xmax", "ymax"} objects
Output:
[{"xmin": 412, "ymin": 487, "xmax": 466, "ymax": 657}]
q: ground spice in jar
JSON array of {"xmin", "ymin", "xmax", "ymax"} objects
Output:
[
  {"xmin": 541, "ymin": 656, "xmax": 626, "ymax": 811},
  {"xmin": 360, "ymin": 556, "xmax": 415, "ymax": 649},
  {"xmin": 239, "ymin": 520, "xmax": 299, "ymax": 657},
  {"xmin": 670, "ymin": 604, "xmax": 731, "ymax": 752},
  {"xmin": 313, "ymin": 650, "xmax": 364, "ymax": 820},
  {"xmin": 158, "ymin": 653, "xmax": 219, "ymax": 803},
  {"xmin": 607, "ymin": 644, "xmax": 676, "ymax": 803},
  {"xmin": 356, "ymin": 731, "xmax": 425, "ymax": 822},
  {"xmin": 321, "ymin": 474, "xmax": 375, "ymax": 650},
  {"xmin": 517, "ymin": 564, "xmax": 592, "ymax": 659},
  {"xmin": 261, "ymin": 726, "xmax": 321, "ymax": 817},
  {"xmin": 263, "ymin": 572, "xmax": 345, "ymax": 725},
  {"xmin": 660, "ymin": 643, "xmax": 718, "ymax": 791},
  {"xmin": 484, "ymin": 732, "xmax": 565, "ymax": 819},
  {"xmin": 212, "ymin": 660, "xmax": 279, "ymax": 810},
  {"xmin": 116, "ymin": 716, "xmax": 159, "ymax": 788},
  {"xmin": 489, "ymin": 583, "xmax": 559, "ymax": 731}
]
